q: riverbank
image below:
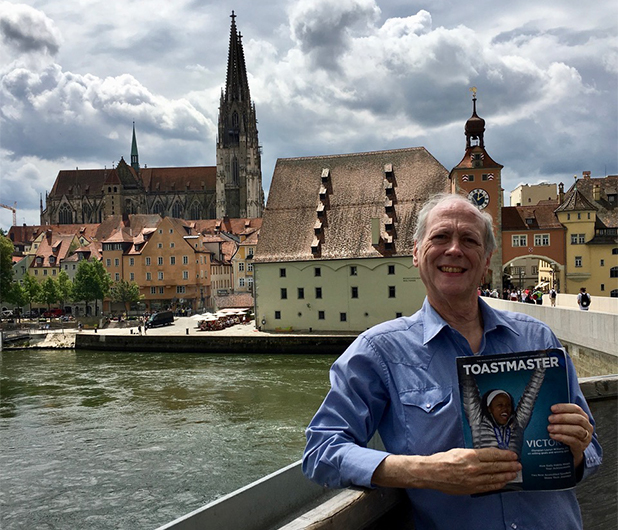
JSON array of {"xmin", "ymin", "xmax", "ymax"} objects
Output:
[{"xmin": 2, "ymin": 317, "xmax": 358, "ymax": 354}]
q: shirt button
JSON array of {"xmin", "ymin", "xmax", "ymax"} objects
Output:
[
  {"xmin": 425, "ymin": 404, "xmax": 431, "ymax": 409},
  {"xmin": 511, "ymin": 524, "xmax": 517, "ymax": 529}
]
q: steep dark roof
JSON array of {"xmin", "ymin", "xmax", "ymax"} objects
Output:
[
  {"xmin": 255, "ymin": 147, "xmax": 449, "ymax": 263},
  {"xmin": 555, "ymin": 188, "xmax": 598, "ymax": 213},
  {"xmin": 502, "ymin": 201, "xmax": 563, "ymax": 231}
]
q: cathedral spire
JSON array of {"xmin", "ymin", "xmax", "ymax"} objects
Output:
[
  {"xmin": 225, "ymin": 10, "xmax": 250, "ymax": 103},
  {"xmin": 465, "ymin": 88, "xmax": 486, "ymax": 149},
  {"xmin": 130, "ymin": 122, "xmax": 140, "ymax": 172}
]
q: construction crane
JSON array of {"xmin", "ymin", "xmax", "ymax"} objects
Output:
[{"xmin": 0, "ymin": 202, "xmax": 17, "ymax": 226}]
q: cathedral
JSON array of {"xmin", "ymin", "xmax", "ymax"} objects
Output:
[{"xmin": 41, "ymin": 12, "xmax": 264, "ymax": 225}]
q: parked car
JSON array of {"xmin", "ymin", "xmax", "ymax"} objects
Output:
[
  {"xmin": 145, "ymin": 311, "xmax": 174, "ymax": 329},
  {"xmin": 42, "ymin": 308, "xmax": 65, "ymax": 318}
]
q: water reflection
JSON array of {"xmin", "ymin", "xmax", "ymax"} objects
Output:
[{"xmin": 0, "ymin": 349, "xmax": 335, "ymax": 530}]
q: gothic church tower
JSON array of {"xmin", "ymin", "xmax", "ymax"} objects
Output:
[{"xmin": 216, "ymin": 12, "xmax": 264, "ymax": 218}]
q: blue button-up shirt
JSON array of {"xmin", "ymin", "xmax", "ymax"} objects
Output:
[{"xmin": 303, "ymin": 298, "xmax": 602, "ymax": 530}]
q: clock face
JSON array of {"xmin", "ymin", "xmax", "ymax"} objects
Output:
[{"xmin": 468, "ymin": 188, "xmax": 490, "ymax": 209}]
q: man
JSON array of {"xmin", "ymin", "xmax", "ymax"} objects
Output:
[
  {"xmin": 577, "ymin": 287, "xmax": 591, "ymax": 311},
  {"xmin": 303, "ymin": 193, "xmax": 601, "ymax": 530},
  {"xmin": 550, "ymin": 287, "xmax": 557, "ymax": 307}
]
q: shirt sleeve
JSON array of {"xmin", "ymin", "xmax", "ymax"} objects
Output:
[{"xmin": 302, "ymin": 335, "xmax": 391, "ymax": 489}]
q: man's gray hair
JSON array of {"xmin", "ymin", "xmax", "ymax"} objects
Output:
[{"xmin": 413, "ymin": 193, "xmax": 496, "ymax": 257}]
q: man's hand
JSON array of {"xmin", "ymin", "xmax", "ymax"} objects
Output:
[
  {"xmin": 548, "ymin": 403, "xmax": 593, "ymax": 467},
  {"xmin": 372, "ymin": 448, "xmax": 521, "ymax": 495}
]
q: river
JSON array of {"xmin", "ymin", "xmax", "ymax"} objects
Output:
[{"xmin": 0, "ymin": 349, "xmax": 336, "ymax": 530}]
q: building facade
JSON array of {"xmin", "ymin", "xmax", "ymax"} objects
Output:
[{"xmin": 253, "ymin": 147, "xmax": 448, "ymax": 332}]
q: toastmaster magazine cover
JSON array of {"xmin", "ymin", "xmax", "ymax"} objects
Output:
[{"xmin": 457, "ymin": 348, "xmax": 575, "ymax": 492}]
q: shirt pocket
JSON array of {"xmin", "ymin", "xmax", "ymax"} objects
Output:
[{"xmin": 399, "ymin": 386, "xmax": 461, "ymax": 454}]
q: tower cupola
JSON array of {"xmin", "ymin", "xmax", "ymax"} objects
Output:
[{"xmin": 465, "ymin": 89, "xmax": 486, "ymax": 149}]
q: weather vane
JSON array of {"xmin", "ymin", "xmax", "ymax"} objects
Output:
[{"xmin": 470, "ymin": 86, "xmax": 477, "ymax": 98}]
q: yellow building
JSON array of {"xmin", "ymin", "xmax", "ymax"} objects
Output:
[{"xmin": 555, "ymin": 174, "xmax": 618, "ymax": 297}]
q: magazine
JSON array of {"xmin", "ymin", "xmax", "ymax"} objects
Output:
[{"xmin": 456, "ymin": 348, "xmax": 575, "ymax": 492}]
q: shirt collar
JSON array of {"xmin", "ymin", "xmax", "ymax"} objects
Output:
[{"xmin": 421, "ymin": 296, "xmax": 520, "ymax": 346}]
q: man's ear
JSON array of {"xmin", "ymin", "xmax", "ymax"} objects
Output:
[{"xmin": 413, "ymin": 240, "xmax": 419, "ymax": 267}]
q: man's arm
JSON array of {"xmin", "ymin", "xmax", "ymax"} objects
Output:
[{"xmin": 371, "ymin": 448, "xmax": 521, "ymax": 495}]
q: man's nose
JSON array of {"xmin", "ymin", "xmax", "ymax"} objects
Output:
[{"xmin": 445, "ymin": 237, "xmax": 463, "ymax": 255}]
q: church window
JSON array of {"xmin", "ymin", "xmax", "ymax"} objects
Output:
[
  {"xmin": 190, "ymin": 202, "xmax": 202, "ymax": 220},
  {"xmin": 232, "ymin": 111, "xmax": 239, "ymax": 128},
  {"xmin": 59, "ymin": 204, "xmax": 73, "ymax": 224},
  {"xmin": 232, "ymin": 156, "xmax": 240, "ymax": 185},
  {"xmin": 172, "ymin": 202, "xmax": 183, "ymax": 218}
]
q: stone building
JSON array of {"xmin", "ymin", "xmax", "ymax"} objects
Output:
[{"xmin": 41, "ymin": 12, "xmax": 263, "ymax": 226}]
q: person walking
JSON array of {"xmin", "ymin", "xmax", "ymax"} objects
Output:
[
  {"xmin": 577, "ymin": 287, "xmax": 591, "ymax": 311},
  {"xmin": 550, "ymin": 287, "xmax": 557, "ymax": 307}
]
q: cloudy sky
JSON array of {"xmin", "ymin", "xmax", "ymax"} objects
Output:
[{"xmin": 1, "ymin": 0, "xmax": 616, "ymax": 231}]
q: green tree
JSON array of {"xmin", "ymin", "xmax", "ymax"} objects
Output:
[
  {"xmin": 56, "ymin": 270, "xmax": 73, "ymax": 309},
  {"xmin": 38, "ymin": 277, "xmax": 60, "ymax": 311},
  {"xmin": 7, "ymin": 281, "xmax": 27, "ymax": 319},
  {"xmin": 109, "ymin": 279, "xmax": 143, "ymax": 313},
  {"xmin": 22, "ymin": 274, "xmax": 42, "ymax": 315},
  {"xmin": 0, "ymin": 234, "xmax": 14, "ymax": 303},
  {"xmin": 73, "ymin": 259, "xmax": 112, "ymax": 316}
]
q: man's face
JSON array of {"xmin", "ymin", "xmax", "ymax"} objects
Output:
[
  {"xmin": 489, "ymin": 394, "xmax": 512, "ymax": 425},
  {"xmin": 413, "ymin": 201, "xmax": 491, "ymax": 303}
]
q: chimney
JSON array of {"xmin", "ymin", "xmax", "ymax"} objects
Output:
[
  {"xmin": 583, "ymin": 171, "xmax": 591, "ymax": 180},
  {"xmin": 558, "ymin": 183, "xmax": 564, "ymax": 203}
]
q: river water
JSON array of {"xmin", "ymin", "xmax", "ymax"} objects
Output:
[{"xmin": 0, "ymin": 349, "xmax": 336, "ymax": 530}]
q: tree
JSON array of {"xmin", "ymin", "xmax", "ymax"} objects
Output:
[
  {"xmin": 22, "ymin": 274, "xmax": 42, "ymax": 315},
  {"xmin": 72, "ymin": 259, "xmax": 112, "ymax": 316},
  {"xmin": 0, "ymin": 234, "xmax": 14, "ymax": 303},
  {"xmin": 109, "ymin": 279, "xmax": 143, "ymax": 313},
  {"xmin": 38, "ymin": 277, "xmax": 60, "ymax": 311},
  {"xmin": 56, "ymin": 270, "xmax": 73, "ymax": 309},
  {"xmin": 7, "ymin": 282, "xmax": 27, "ymax": 319}
]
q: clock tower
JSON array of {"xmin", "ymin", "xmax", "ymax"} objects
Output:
[{"xmin": 450, "ymin": 89, "xmax": 504, "ymax": 289}]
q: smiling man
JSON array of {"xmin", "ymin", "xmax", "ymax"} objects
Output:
[{"xmin": 303, "ymin": 193, "xmax": 602, "ymax": 530}]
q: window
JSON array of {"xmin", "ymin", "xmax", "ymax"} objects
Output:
[
  {"xmin": 601, "ymin": 284, "xmax": 605, "ymax": 291},
  {"xmin": 239, "ymin": 278, "xmax": 245, "ymax": 287},
  {"xmin": 170, "ymin": 256, "xmax": 176, "ymax": 265},
  {"xmin": 158, "ymin": 271, "xmax": 164, "ymax": 280},
  {"xmin": 318, "ymin": 311, "xmax": 325, "ymax": 320},
  {"xmin": 43, "ymin": 270, "xmax": 47, "ymax": 276},
  {"xmin": 280, "ymin": 268, "xmax": 286, "ymax": 278},
  {"xmin": 281, "ymin": 288, "xmax": 287, "ymax": 299},
  {"xmin": 340, "ymin": 313, "xmax": 347, "ymax": 322},
  {"xmin": 350, "ymin": 266, "xmax": 357, "ymax": 276},
  {"xmin": 512, "ymin": 235, "xmax": 527, "ymax": 247},
  {"xmin": 157, "ymin": 243, "xmax": 162, "ymax": 249},
  {"xmin": 150, "ymin": 287, "xmax": 156, "ymax": 294},
  {"xmin": 531, "ymin": 266, "xmax": 538, "ymax": 275},
  {"xmin": 247, "ymin": 263, "xmax": 253, "ymax": 272},
  {"xmin": 114, "ymin": 258, "xmax": 119, "ymax": 267},
  {"xmin": 611, "ymin": 289, "xmax": 618, "ymax": 298},
  {"xmin": 158, "ymin": 257, "xmax": 163, "ymax": 266},
  {"xmin": 239, "ymin": 262, "xmax": 244, "ymax": 272},
  {"xmin": 106, "ymin": 258, "xmax": 111, "ymax": 266},
  {"xmin": 314, "ymin": 267, "xmax": 321, "ymax": 277},
  {"xmin": 351, "ymin": 286, "xmax": 358, "ymax": 298},
  {"xmin": 298, "ymin": 288, "xmax": 304, "ymax": 299},
  {"xmin": 575, "ymin": 256, "xmax": 582, "ymax": 268},
  {"xmin": 388, "ymin": 286, "xmax": 396, "ymax": 298},
  {"xmin": 388, "ymin": 265, "xmax": 395, "ymax": 275},
  {"xmin": 613, "ymin": 248, "xmax": 618, "ymax": 255},
  {"xmin": 183, "ymin": 256, "xmax": 189, "ymax": 265},
  {"xmin": 170, "ymin": 242, "xmax": 175, "ymax": 248},
  {"xmin": 610, "ymin": 267, "xmax": 618, "ymax": 278},
  {"xmin": 534, "ymin": 234, "xmax": 550, "ymax": 246},
  {"xmin": 130, "ymin": 273, "xmax": 134, "ymax": 281},
  {"xmin": 577, "ymin": 213, "xmax": 581, "ymax": 220},
  {"xmin": 183, "ymin": 271, "xmax": 189, "ymax": 280},
  {"xmin": 52, "ymin": 269, "xmax": 56, "ymax": 276},
  {"xmin": 159, "ymin": 287, "xmax": 164, "ymax": 294},
  {"xmin": 315, "ymin": 287, "xmax": 322, "ymax": 299},
  {"xmin": 115, "ymin": 273, "xmax": 120, "ymax": 281},
  {"xmin": 145, "ymin": 257, "xmax": 151, "ymax": 266},
  {"xmin": 176, "ymin": 286, "xmax": 186, "ymax": 294},
  {"xmin": 275, "ymin": 311, "xmax": 281, "ymax": 320},
  {"xmin": 146, "ymin": 272, "xmax": 152, "ymax": 281},
  {"xmin": 247, "ymin": 278, "xmax": 253, "ymax": 289},
  {"xmin": 600, "ymin": 259, "xmax": 605, "ymax": 266},
  {"xmin": 130, "ymin": 258, "xmax": 134, "ymax": 266}
]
